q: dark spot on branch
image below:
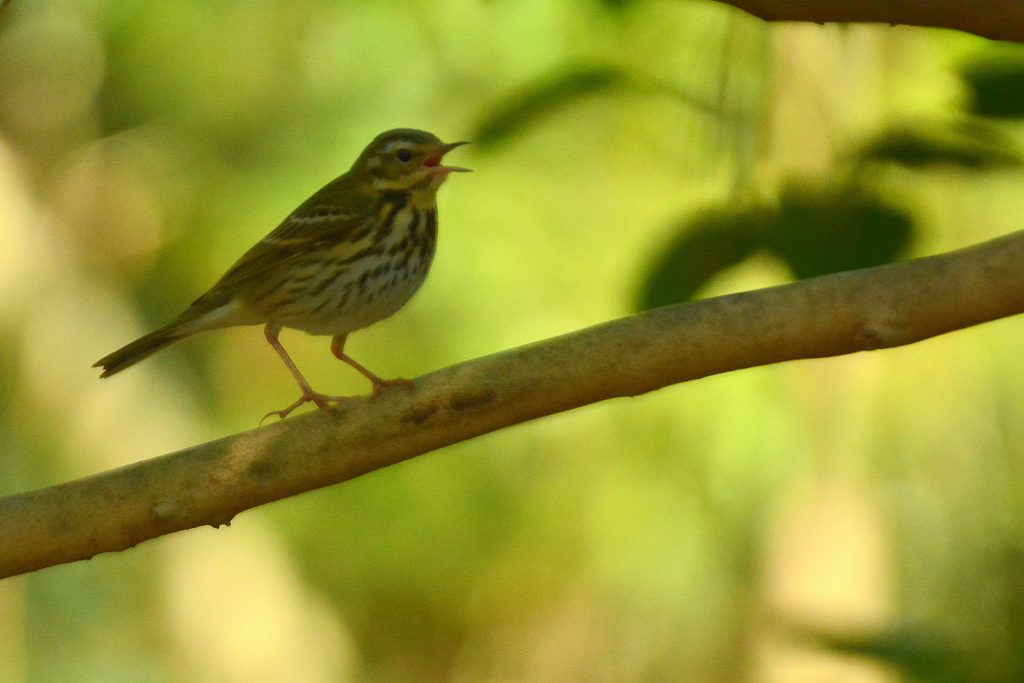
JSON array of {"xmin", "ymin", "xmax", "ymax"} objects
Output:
[
  {"xmin": 856, "ymin": 325, "xmax": 885, "ymax": 350},
  {"xmin": 449, "ymin": 390, "xmax": 497, "ymax": 412},
  {"xmin": 247, "ymin": 458, "xmax": 279, "ymax": 481},
  {"xmin": 401, "ymin": 404, "xmax": 439, "ymax": 425}
]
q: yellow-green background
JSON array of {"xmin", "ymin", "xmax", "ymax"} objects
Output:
[{"xmin": 0, "ymin": 1, "xmax": 1022, "ymax": 681}]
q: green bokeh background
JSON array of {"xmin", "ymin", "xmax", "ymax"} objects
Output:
[{"xmin": 1, "ymin": 1, "xmax": 1024, "ymax": 682}]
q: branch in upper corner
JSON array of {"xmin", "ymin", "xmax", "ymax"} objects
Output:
[
  {"xmin": 718, "ymin": 0, "xmax": 1024, "ymax": 44},
  {"xmin": 3, "ymin": 230, "xmax": 1024, "ymax": 579}
]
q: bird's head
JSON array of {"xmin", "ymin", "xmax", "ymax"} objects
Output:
[{"xmin": 353, "ymin": 128, "xmax": 470, "ymax": 193}]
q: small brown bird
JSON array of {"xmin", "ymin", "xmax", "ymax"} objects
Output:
[{"xmin": 95, "ymin": 128, "xmax": 469, "ymax": 419}]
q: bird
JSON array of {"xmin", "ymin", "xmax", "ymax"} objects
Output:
[{"xmin": 94, "ymin": 128, "xmax": 469, "ymax": 420}]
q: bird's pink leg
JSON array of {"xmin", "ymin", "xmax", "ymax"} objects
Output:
[
  {"xmin": 263, "ymin": 324, "xmax": 340, "ymax": 421},
  {"xmin": 331, "ymin": 334, "xmax": 414, "ymax": 394}
]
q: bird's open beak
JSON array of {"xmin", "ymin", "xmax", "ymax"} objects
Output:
[{"xmin": 424, "ymin": 141, "xmax": 471, "ymax": 175}]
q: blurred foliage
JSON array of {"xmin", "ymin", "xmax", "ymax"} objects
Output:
[
  {"xmin": 472, "ymin": 62, "xmax": 730, "ymax": 149},
  {"xmin": 469, "ymin": 2, "xmax": 1019, "ymax": 314},
  {"xmin": 637, "ymin": 206, "xmax": 765, "ymax": 309},
  {"xmin": 634, "ymin": 113, "xmax": 1019, "ymax": 308},
  {"xmin": 963, "ymin": 51, "xmax": 1024, "ymax": 118},
  {"xmin": 1, "ymin": 1, "xmax": 1024, "ymax": 683},
  {"xmin": 798, "ymin": 622, "xmax": 954, "ymax": 681},
  {"xmin": 766, "ymin": 184, "xmax": 913, "ymax": 279},
  {"xmin": 856, "ymin": 120, "xmax": 1022, "ymax": 170},
  {"xmin": 474, "ymin": 64, "xmax": 636, "ymax": 148},
  {"xmin": 637, "ymin": 182, "xmax": 913, "ymax": 308}
]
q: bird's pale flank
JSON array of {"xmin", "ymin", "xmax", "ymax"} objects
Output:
[{"xmin": 94, "ymin": 128, "xmax": 469, "ymax": 419}]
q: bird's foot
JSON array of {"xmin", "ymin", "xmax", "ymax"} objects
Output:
[
  {"xmin": 262, "ymin": 391, "xmax": 345, "ymax": 423},
  {"xmin": 371, "ymin": 377, "xmax": 416, "ymax": 394}
]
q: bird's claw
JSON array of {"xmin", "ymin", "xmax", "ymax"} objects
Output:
[
  {"xmin": 261, "ymin": 391, "xmax": 346, "ymax": 423},
  {"xmin": 260, "ymin": 379, "xmax": 412, "ymax": 423}
]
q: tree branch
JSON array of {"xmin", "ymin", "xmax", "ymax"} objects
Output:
[
  {"xmin": 4, "ymin": 230, "xmax": 1024, "ymax": 578},
  {"xmin": 717, "ymin": 0, "xmax": 1024, "ymax": 44}
]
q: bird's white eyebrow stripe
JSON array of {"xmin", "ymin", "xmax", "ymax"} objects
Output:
[{"xmin": 380, "ymin": 139, "xmax": 417, "ymax": 153}]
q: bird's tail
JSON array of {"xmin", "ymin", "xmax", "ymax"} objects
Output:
[{"xmin": 93, "ymin": 324, "xmax": 191, "ymax": 378}]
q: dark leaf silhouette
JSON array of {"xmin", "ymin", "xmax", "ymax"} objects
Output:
[
  {"xmin": 857, "ymin": 123, "xmax": 1021, "ymax": 169},
  {"xmin": 963, "ymin": 57, "xmax": 1024, "ymax": 118},
  {"xmin": 796, "ymin": 623, "xmax": 953, "ymax": 682},
  {"xmin": 473, "ymin": 65, "xmax": 635, "ymax": 148},
  {"xmin": 636, "ymin": 183, "xmax": 914, "ymax": 309},
  {"xmin": 767, "ymin": 184, "xmax": 913, "ymax": 280},
  {"xmin": 636, "ymin": 208, "xmax": 768, "ymax": 310}
]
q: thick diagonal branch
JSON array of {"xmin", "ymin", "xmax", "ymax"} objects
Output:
[
  {"xmin": 4, "ymin": 230, "xmax": 1024, "ymax": 579},
  {"xmin": 718, "ymin": 0, "xmax": 1024, "ymax": 44}
]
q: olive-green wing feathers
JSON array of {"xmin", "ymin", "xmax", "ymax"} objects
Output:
[
  {"xmin": 207, "ymin": 210, "xmax": 366, "ymax": 294},
  {"xmin": 95, "ymin": 171, "xmax": 389, "ymax": 378}
]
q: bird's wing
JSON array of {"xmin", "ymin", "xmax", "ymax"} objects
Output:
[
  {"xmin": 185, "ymin": 172, "xmax": 389, "ymax": 313},
  {"xmin": 210, "ymin": 170, "xmax": 388, "ymax": 288},
  {"xmin": 208, "ymin": 209, "xmax": 369, "ymax": 294},
  {"xmin": 152, "ymin": 212, "xmax": 367, "ymax": 334}
]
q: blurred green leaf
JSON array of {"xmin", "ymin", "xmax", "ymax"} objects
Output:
[
  {"xmin": 636, "ymin": 183, "xmax": 914, "ymax": 309},
  {"xmin": 802, "ymin": 623, "xmax": 953, "ymax": 681},
  {"xmin": 636, "ymin": 208, "xmax": 768, "ymax": 310},
  {"xmin": 963, "ymin": 57, "xmax": 1024, "ymax": 118},
  {"xmin": 857, "ymin": 122, "xmax": 1021, "ymax": 170},
  {"xmin": 474, "ymin": 65, "xmax": 634, "ymax": 148},
  {"xmin": 768, "ymin": 184, "xmax": 913, "ymax": 280}
]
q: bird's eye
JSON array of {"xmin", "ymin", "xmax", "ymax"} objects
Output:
[{"xmin": 396, "ymin": 149, "xmax": 413, "ymax": 162}]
